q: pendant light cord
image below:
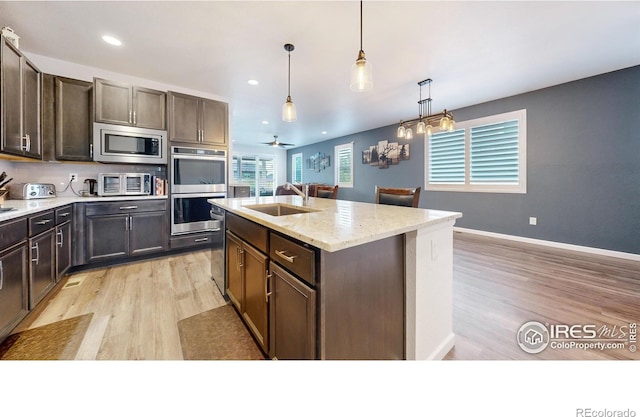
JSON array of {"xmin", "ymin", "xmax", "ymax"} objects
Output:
[
  {"xmin": 359, "ymin": 1, "xmax": 363, "ymax": 52},
  {"xmin": 287, "ymin": 51, "xmax": 291, "ymax": 96}
]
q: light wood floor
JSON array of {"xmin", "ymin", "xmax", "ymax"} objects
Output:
[
  {"xmin": 16, "ymin": 233, "xmax": 640, "ymax": 360},
  {"xmin": 446, "ymin": 232, "xmax": 640, "ymax": 360},
  {"xmin": 17, "ymin": 250, "xmax": 226, "ymax": 360}
]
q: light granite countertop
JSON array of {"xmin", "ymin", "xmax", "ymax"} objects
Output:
[
  {"xmin": 210, "ymin": 196, "xmax": 462, "ymax": 252},
  {"xmin": 0, "ymin": 195, "xmax": 168, "ymax": 222}
]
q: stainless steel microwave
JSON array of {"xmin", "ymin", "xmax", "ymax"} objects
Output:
[
  {"xmin": 98, "ymin": 173, "xmax": 152, "ymax": 196},
  {"xmin": 93, "ymin": 123, "xmax": 167, "ymax": 164}
]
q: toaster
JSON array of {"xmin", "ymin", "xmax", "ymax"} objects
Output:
[{"xmin": 7, "ymin": 183, "xmax": 57, "ymax": 199}]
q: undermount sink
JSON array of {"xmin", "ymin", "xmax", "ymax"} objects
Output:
[{"xmin": 244, "ymin": 203, "xmax": 320, "ymax": 216}]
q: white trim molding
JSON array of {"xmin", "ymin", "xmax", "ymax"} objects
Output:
[{"xmin": 454, "ymin": 227, "xmax": 640, "ymax": 262}]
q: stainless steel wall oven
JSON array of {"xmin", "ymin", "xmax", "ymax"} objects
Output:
[{"xmin": 170, "ymin": 146, "xmax": 227, "ymax": 236}]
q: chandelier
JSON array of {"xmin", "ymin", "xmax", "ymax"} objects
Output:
[{"xmin": 397, "ymin": 78, "xmax": 454, "ymax": 139}]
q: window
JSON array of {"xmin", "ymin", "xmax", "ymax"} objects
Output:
[
  {"xmin": 291, "ymin": 152, "xmax": 303, "ymax": 184},
  {"xmin": 426, "ymin": 109, "xmax": 527, "ymax": 193},
  {"xmin": 335, "ymin": 142, "xmax": 353, "ymax": 188},
  {"xmin": 231, "ymin": 155, "xmax": 276, "ymax": 196}
]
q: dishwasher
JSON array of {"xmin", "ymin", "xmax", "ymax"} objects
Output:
[{"xmin": 209, "ymin": 205, "xmax": 227, "ymax": 298}]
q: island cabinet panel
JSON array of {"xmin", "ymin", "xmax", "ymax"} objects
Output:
[
  {"xmin": 269, "ymin": 261, "xmax": 316, "ymax": 360},
  {"xmin": 318, "ymin": 235, "xmax": 405, "ymax": 360},
  {"xmin": 225, "ymin": 231, "xmax": 243, "ymax": 311},
  {"xmin": 241, "ymin": 242, "xmax": 269, "ymax": 352},
  {"xmin": 225, "ymin": 229, "xmax": 269, "ymax": 354}
]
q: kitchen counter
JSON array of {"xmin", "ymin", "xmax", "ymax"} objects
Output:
[
  {"xmin": 211, "ymin": 195, "xmax": 462, "ymax": 360},
  {"xmin": 210, "ymin": 195, "xmax": 461, "ymax": 252},
  {"xmin": 0, "ymin": 195, "xmax": 168, "ymax": 222}
]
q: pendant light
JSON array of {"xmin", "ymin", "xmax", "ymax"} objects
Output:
[
  {"xmin": 282, "ymin": 43, "xmax": 297, "ymax": 122},
  {"xmin": 350, "ymin": 1, "xmax": 372, "ymax": 92},
  {"xmin": 396, "ymin": 78, "xmax": 454, "ymax": 138}
]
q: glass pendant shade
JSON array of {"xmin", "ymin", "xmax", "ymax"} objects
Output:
[
  {"xmin": 405, "ymin": 128, "xmax": 413, "ymax": 140},
  {"xmin": 397, "ymin": 125, "xmax": 406, "ymax": 138},
  {"xmin": 416, "ymin": 120, "xmax": 425, "ymax": 134},
  {"xmin": 350, "ymin": 51, "xmax": 373, "ymax": 92},
  {"xmin": 439, "ymin": 115, "xmax": 450, "ymax": 131},
  {"xmin": 448, "ymin": 119, "xmax": 455, "ymax": 132},
  {"xmin": 282, "ymin": 96, "xmax": 297, "ymax": 122},
  {"xmin": 426, "ymin": 124, "xmax": 433, "ymax": 137}
]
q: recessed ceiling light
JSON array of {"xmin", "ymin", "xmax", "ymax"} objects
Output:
[
  {"xmin": 262, "ymin": 120, "xmax": 269, "ymax": 125},
  {"xmin": 102, "ymin": 35, "xmax": 122, "ymax": 46},
  {"xmin": 321, "ymin": 131, "xmax": 328, "ymax": 135},
  {"xmin": 248, "ymin": 80, "xmax": 259, "ymax": 86}
]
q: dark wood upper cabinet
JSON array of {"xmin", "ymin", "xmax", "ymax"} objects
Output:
[
  {"xmin": 167, "ymin": 91, "xmax": 228, "ymax": 147},
  {"xmin": 42, "ymin": 74, "xmax": 93, "ymax": 161},
  {"xmin": 0, "ymin": 37, "xmax": 42, "ymax": 159},
  {"xmin": 94, "ymin": 78, "xmax": 166, "ymax": 130}
]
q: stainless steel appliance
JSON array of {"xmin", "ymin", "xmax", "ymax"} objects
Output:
[
  {"xmin": 93, "ymin": 123, "xmax": 167, "ymax": 164},
  {"xmin": 98, "ymin": 173, "xmax": 152, "ymax": 196},
  {"xmin": 170, "ymin": 146, "xmax": 226, "ymax": 194},
  {"xmin": 171, "ymin": 193, "xmax": 225, "ymax": 235},
  {"xmin": 210, "ymin": 204, "xmax": 226, "ymax": 297},
  {"xmin": 7, "ymin": 183, "xmax": 56, "ymax": 199}
]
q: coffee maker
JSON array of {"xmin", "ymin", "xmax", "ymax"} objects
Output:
[{"xmin": 84, "ymin": 178, "xmax": 97, "ymax": 196}]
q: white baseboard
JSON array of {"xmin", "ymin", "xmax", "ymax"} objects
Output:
[{"xmin": 454, "ymin": 227, "xmax": 640, "ymax": 262}]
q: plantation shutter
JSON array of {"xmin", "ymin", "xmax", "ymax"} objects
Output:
[
  {"xmin": 335, "ymin": 143, "xmax": 353, "ymax": 187},
  {"xmin": 428, "ymin": 129, "xmax": 466, "ymax": 184},
  {"xmin": 470, "ymin": 120, "xmax": 519, "ymax": 184}
]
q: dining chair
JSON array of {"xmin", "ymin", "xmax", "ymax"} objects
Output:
[
  {"xmin": 313, "ymin": 185, "xmax": 339, "ymax": 199},
  {"xmin": 375, "ymin": 186, "xmax": 421, "ymax": 208}
]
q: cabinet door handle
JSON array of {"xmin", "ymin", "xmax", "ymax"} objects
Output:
[
  {"xmin": 31, "ymin": 242, "xmax": 40, "ymax": 265},
  {"xmin": 265, "ymin": 272, "xmax": 272, "ymax": 303},
  {"xmin": 119, "ymin": 206, "xmax": 138, "ymax": 210},
  {"xmin": 194, "ymin": 237, "xmax": 209, "ymax": 243},
  {"xmin": 59, "ymin": 212, "xmax": 70, "ymax": 217},
  {"xmin": 236, "ymin": 247, "xmax": 244, "ymax": 269},
  {"xmin": 90, "ymin": 143, "xmax": 94, "ymax": 158},
  {"xmin": 57, "ymin": 229, "xmax": 64, "ymax": 247},
  {"xmin": 275, "ymin": 250, "xmax": 297, "ymax": 263},
  {"xmin": 129, "ymin": 110, "xmax": 133, "ymax": 124},
  {"xmin": 133, "ymin": 110, "xmax": 136, "ymax": 125},
  {"xmin": 0, "ymin": 260, "xmax": 4, "ymax": 290},
  {"xmin": 35, "ymin": 219, "xmax": 52, "ymax": 225}
]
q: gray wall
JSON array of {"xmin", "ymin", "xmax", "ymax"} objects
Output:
[{"xmin": 288, "ymin": 65, "xmax": 640, "ymax": 255}]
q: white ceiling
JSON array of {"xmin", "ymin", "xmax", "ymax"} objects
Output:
[{"xmin": 1, "ymin": 1, "xmax": 639, "ymax": 149}]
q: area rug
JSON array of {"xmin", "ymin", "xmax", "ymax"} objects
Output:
[
  {"xmin": 178, "ymin": 304, "xmax": 265, "ymax": 360},
  {"xmin": 0, "ymin": 314, "xmax": 94, "ymax": 360}
]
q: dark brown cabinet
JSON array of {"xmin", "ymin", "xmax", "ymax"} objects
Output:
[
  {"xmin": 167, "ymin": 91, "xmax": 228, "ymax": 147},
  {"xmin": 225, "ymin": 230, "xmax": 269, "ymax": 353},
  {"xmin": 0, "ymin": 218, "xmax": 29, "ymax": 342},
  {"xmin": 0, "ymin": 37, "xmax": 42, "ymax": 159},
  {"xmin": 94, "ymin": 78, "xmax": 166, "ymax": 130},
  {"xmin": 28, "ymin": 210, "xmax": 56, "ymax": 308},
  {"xmin": 42, "ymin": 75, "xmax": 93, "ymax": 161},
  {"xmin": 86, "ymin": 200, "xmax": 167, "ymax": 263},
  {"xmin": 269, "ymin": 261, "xmax": 316, "ymax": 359},
  {"xmin": 55, "ymin": 205, "xmax": 73, "ymax": 279}
]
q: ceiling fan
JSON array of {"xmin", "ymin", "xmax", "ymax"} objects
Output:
[{"xmin": 263, "ymin": 135, "xmax": 295, "ymax": 148}]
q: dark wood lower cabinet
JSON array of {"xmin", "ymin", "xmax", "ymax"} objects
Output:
[
  {"xmin": 269, "ymin": 262, "xmax": 316, "ymax": 360},
  {"xmin": 86, "ymin": 214, "xmax": 129, "ymax": 262},
  {"xmin": 56, "ymin": 221, "xmax": 72, "ymax": 279},
  {"xmin": 29, "ymin": 229, "xmax": 56, "ymax": 308},
  {"xmin": 241, "ymin": 243, "xmax": 269, "ymax": 353},
  {"xmin": 225, "ymin": 230, "xmax": 269, "ymax": 354},
  {"xmin": 129, "ymin": 212, "xmax": 167, "ymax": 256},
  {"xmin": 0, "ymin": 242, "xmax": 29, "ymax": 341}
]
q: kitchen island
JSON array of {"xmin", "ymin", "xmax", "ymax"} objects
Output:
[{"xmin": 210, "ymin": 195, "xmax": 462, "ymax": 360}]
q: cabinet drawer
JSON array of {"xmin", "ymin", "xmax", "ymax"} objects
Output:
[
  {"xmin": 226, "ymin": 212, "xmax": 267, "ymax": 254},
  {"xmin": 0, "ymin": 218, "xmax": 28, "ymax": 250},
  {"xmin": 86, "ymin": 199, "xmax": 167, "ymax": 216},
  {"xmin": 55, "ymin": 205, "xmax": 73, "ymax": 225},
  {"xmin": 170, "ymin": 232, "xmax": 215, "ymax": 249},
  {"xmin": 270, "ymin": 232, "xmax": 316, "ymax": 286},
  {"xmin": 29, "ymin": 210, "xmax": 55, "ymax": 237}
]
